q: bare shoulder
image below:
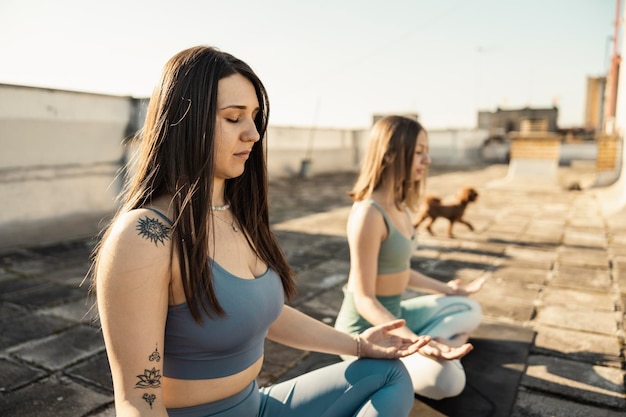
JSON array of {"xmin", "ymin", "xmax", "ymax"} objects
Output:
[
  {"xmin": 98, "ymin": 209, "xmax": 174, "ymax": 283},
  {"xmin": 350, "ymin": 200, "xmax": 384, "ymax": 224},
  {"xmin": 108, "ymin": 208, "xmax": 172, "ymax": 246},
  {"xmin": 348, "ymin": 200, "xmax": 386, "ymax": 239}
]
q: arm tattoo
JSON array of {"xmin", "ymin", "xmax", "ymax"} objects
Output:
[
  {"xmin": 143, "ymin": 393, "xmax": 157, "ymax": 409},
  {"xmin": 135, "ymin": 367, "xmax": 161, "ymax": 388},
  {"xmin": 135, "ymin": 345, "xmax": 163, "ymax": 409},
  {"xmin": 149, "ymin": 346, "xmax": 161, "ymax": 362},
  {"xmin": 136, "ymin": 217, "xmax": 170, "ymax": 246}
]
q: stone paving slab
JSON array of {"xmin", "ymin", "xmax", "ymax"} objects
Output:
[
  {"xmin": 532, "ymin": 324, "xmax": 622, "ymax": 367},
  {"xmin": 0, "ymin": 268, "xmax": 18, "ymax": 282},
  {"xmin": 536, "ymin": 305, "xmax": 618, "ymax": 335},
  {"xmin": 65, "ymin": 352, "xmax": 114, "ymax": 393},
  {"xmin": 562, "ymin": 230, "xmax": 609, "ymax": 248},
  {"xmin": 473, "ymin": 295, "xmax": 537, "ymax": 323},
  {"xmin": 0, "ymin": 357, "xmax": 46, "ymax": 392},
  {"xmin": 9, "ymin": 325, "xmax": 105, "ymax": 371},
  {"xmin": 0, "ymin": 303, "xmax": 25, "ymax": 321},
  {"xmin": 414, "ymin": 256, "xmax": 494, "ymax": 281},
  {"xmin": 0, "ymin": 277, "xmax": 46, "ymax": 295},
  {"xmin": 478, "ymin": 273, "xmax": 543, "ymax": 304},
  {"xmin": 88, "ymin": 406, "xmax": 115, "ymax": 417},
  {"xmin": 0, "ymin": 312, "xmax": 72, "ymax": 351},
  {"xmin": 40, "ymin": 298, "xmax": 99, "ymax": 325},
  {"xmin": 438, "ymin": 248, "xmax": 503, "ymax": 266},
  {"xmin": 522, "ymin": 354, "xmax": 626, "ymax": 410},
  {"xmin": 540, "ymin": 287, "xmax": 615, "ymax": 310},
  {"xmin": 26, "ymin": 239, "xmax": 95, "ymax": 263},
  {"xmin": 296, "ymin": 278, "xmax": 347, "ymax": 322},
  {"xmin": 511, "ymin": 389, "xmax": 625, "ymax": 417},
  {"xmin": 489, "ymin": 265, "xmax": 549, "ymax": 285},
  {"xmin": 0, "ymin": 375, "xmax": 111, "ymax": 417},
  {"xmin": 558, "ymin": 247, "xmax": 611, "ymax": 268},
  {"xmin": 0, "ymin": 248, "xmax": 79, "ymax": 277},
  {"xmin": 552, "ymin": 264, "xmax": 612, "ymax": 291},
  {"xmin": 39, "ymin": 263, "xmax": 92, "ymax": 287},
  {"xmin": 1, "ymin": 281, "xmax": 85, "ymax": 309},
  {"xmin": 503, "ymin": 246, "xmax": 558, "ymax": 268}
]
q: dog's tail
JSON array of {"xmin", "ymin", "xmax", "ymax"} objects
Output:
[{"xmin": 425, "ymin": 195, "xmax": 442, "ymax": 206}]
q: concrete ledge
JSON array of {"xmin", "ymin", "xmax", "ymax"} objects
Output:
[{"xmin": 0, "ymin": 211, "xmax": 112, "ymax": 253}]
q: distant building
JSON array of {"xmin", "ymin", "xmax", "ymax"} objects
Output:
[
  {"xmin": 477, "ymin": 106, "xmax": 559, "ymax": 136},
  {"xmin": 585, "ymin": 76, "xmax": 606, "ymax": 132}
]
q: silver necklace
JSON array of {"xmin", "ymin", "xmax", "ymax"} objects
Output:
[
  {"xmin": 212, "ymin": 202, "xmax": 231, "ymax": 211},
  {"xmin": 214, "ymin": 213, "xmax": 239, "ymax": 232}
]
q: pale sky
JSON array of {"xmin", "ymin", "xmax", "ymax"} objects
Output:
[{"xmin": 0, "ymin": 0, "xmax": 618, "ymax": 129}]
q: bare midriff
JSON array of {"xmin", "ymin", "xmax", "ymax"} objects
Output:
[
  {"xmin": 162, "ymin": 356, "xmax": 264, "ymax": 408},
  {"xmin": 373, "ymin": 270, "xmax": 410, "ymax": 296}
]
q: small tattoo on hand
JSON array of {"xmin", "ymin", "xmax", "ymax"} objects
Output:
[
  {"xmin": 136, "ymin": 217, "xmax": 170, "ymax": 246},
  {"xmin": 142, "ymin": 393, "xmax": 156, "ymax": 409}
]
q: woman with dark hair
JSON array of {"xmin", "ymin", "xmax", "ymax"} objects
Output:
[
  {"xmin": 334, "ymin": 115, "xmax": 485, "ymax": 400},
  {"xmin": 92, "ymin": 46, "xmax": 428, "ymax": 417}
]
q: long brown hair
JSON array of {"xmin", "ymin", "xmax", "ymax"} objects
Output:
[
  {"xmin": 349, "ymin": 115, "xmax": 426, "ymax": 211},
  {"xmin": 91, "ymin": 46, "xmax": 296, "ymax": 321}
]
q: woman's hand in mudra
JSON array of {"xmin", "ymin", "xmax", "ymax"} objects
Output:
[
  {"xmin": 358, "ymin": 319, "xmax": 431, "ymax": 359},
  {"xmin": 418, "ymin": 338, "xmax": 473, "ymax": 361}
]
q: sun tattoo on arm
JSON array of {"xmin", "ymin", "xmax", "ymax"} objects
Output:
[
  {"xmin": 136, "ymin": 217, "xmax": 170, "ymax": 246},
  {"xmin": 135, "ymin": 345, "xmax": 163, "ymax": 409}
]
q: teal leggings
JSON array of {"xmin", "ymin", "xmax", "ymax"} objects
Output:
[
  {"xmin": 166, "ymin": 358, "xmax": 414, "ymax": 417},
  {"xmin": 335, "ymin": 290, "xmax": 482, "ymax": 399}
]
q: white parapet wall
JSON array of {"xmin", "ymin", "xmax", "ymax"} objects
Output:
[
  {"xmin": 0, "ymin": 84, "xmax": 132, "ymax": 249},
  {"xmin": 0, "ymin": 84, "xmax": 488, "ymax": 250},
  {"xmin": 266, "ymin": 125, "xmax": 368, "ymax": 178},
  {"xmin": 428, "ymin": 128, "xmax": 487, "ymax": 166}
]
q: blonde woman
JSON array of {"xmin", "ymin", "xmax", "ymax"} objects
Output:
[{"xmin": 335, "ymin": 115, "xmax": 484, "ymax": 399}]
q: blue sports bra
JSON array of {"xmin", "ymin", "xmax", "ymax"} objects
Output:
[
  {"xmin": 164, "ymin": 261, "xmax": 283, "ymax": 379},
  {"xmin": 144, "ymin": 208, "xmax": 284, "ymax": 380},
  {"xmin": 365, "ymin": 199, "xmax": 418, "ymax": 274}
]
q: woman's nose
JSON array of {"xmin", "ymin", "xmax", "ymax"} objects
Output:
[{"xmin": 243, "ymin": 119, "xmax": 260, "ymax": 142}]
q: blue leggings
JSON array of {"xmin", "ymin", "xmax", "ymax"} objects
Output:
[
  {"xmin": 335, "ymin": 291, "xmax": 482, "ymax": 399},
  {"xmin": 166, "ymin": 359, "xmax": 414, "ymax": 417}
]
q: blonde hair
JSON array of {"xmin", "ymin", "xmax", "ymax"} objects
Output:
[{"xmin": 349, "ymin": 115, "xmax": 427, "ymax": 211}]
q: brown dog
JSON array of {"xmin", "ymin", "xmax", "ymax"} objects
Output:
[{"xmin": 414, "ymin": 187, "xmax": 479, "ymax": 238}]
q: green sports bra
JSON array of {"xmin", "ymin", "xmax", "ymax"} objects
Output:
[{"xmin": 365, "ymin": 198, "xmax": 418, "ymax": 274}]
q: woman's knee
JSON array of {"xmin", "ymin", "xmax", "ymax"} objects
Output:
[
  {"xmin": 348, "ymin": 358, "xmax": 411, "ymax": 383},
  {"xmin": 386, "ymin": 358, "xmax": 412, "ymax": 386},
  {"xmin": 402, "ymin": 355, "xmax": 466, "ymax": 400},
  {"xmin": 446, "ymin": 296, "xmax": 483, "ymax": 331},
  {"xmin": 464, "ymin": 297, "xmax": 483, "ymax": 329},
  {"xmin": 346, "ymin": 359, "xmax": 414, "ymax": 412},
  {"xmin": 431, "ymin": 362, "xmax": 466, "ymax": 399}
]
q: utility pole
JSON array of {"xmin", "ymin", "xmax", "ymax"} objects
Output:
[{"xmin": 604, "ymin": 0, "xmax": 622, "ymax": 133}]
